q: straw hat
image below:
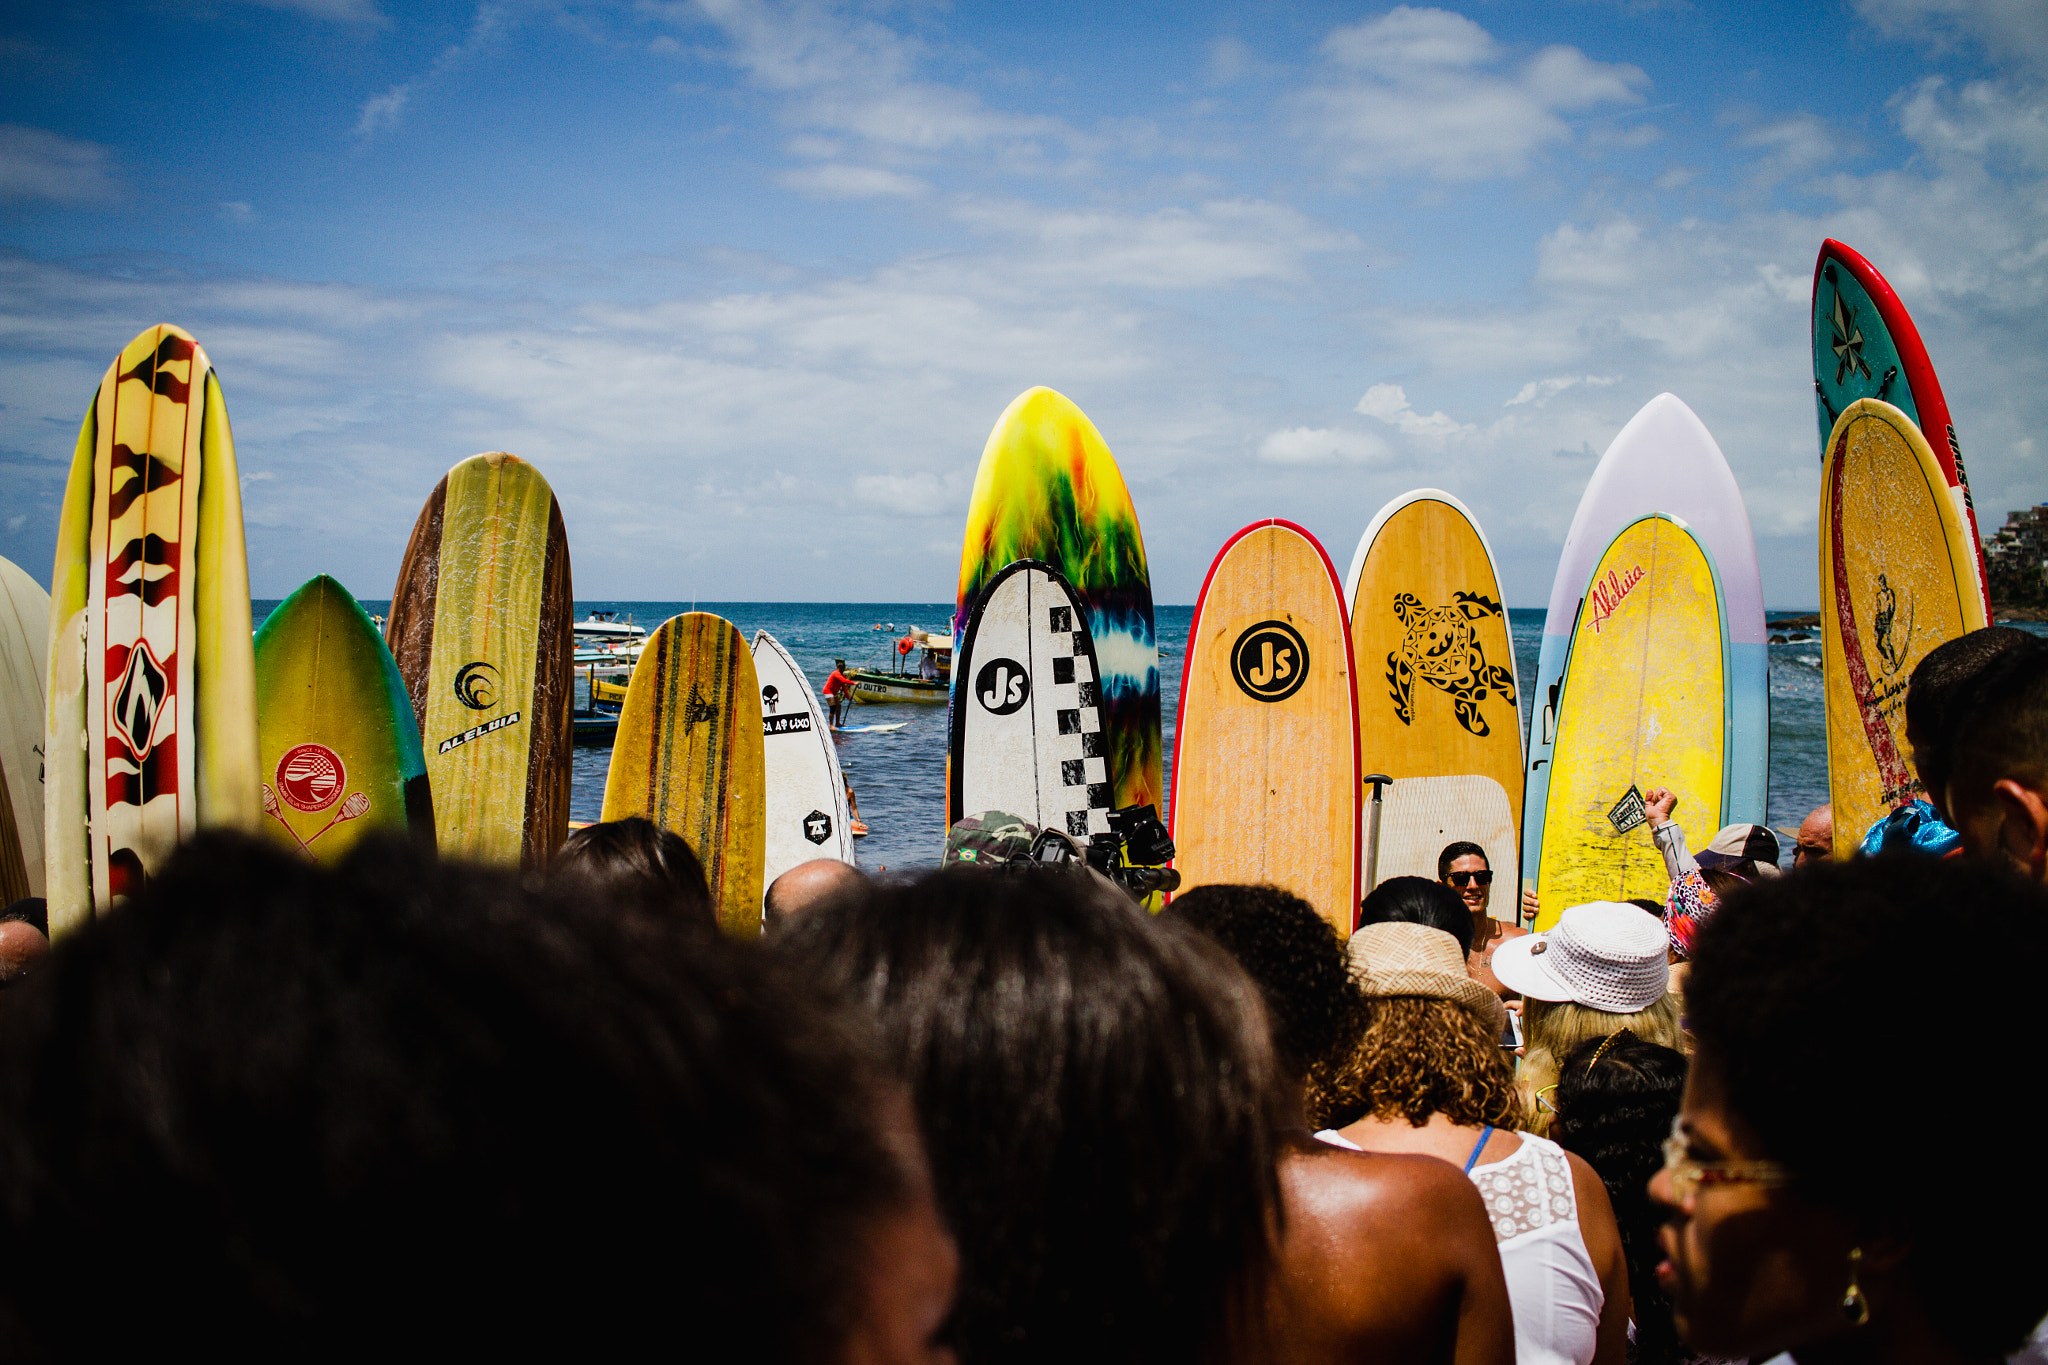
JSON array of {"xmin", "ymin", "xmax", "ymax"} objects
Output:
[
  {"xmin": 1491, "ymin": 901, "xmax": 1669, "ymax": 1013},
  {"xmin": 1346, "ymin": 921, "xmax": 1506, "ymax": 1037}
]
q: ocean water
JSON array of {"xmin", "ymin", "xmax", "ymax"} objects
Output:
[{"xmin": 264, "ymin": 600, "xmax": 2032, "ymax": 876}]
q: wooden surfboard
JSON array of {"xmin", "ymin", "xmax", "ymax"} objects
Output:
[
  {"xmin": 602, "ymin": 613, "xmax": 765, "ymax": 936},
  {"xmin": 255, "ymin": 575, "xmax": 432, "ymax": 862},
  {"xmin": 1812, "ymin": 240, "xmax": 1989, "ymax": 618},
  {"xmin": 386, "ymin": 451, "xmax": 572, "ymax": 871},
  {"xmin": 751, "ymin": 629, "xmax": 853, "ymax": 884},
  {"xmin": 953, "ymin": 389, "xmax": 1160, "ymax": 842},
  {"xmin": 951, "ymin": 560, "xmax": 1112, "ymax": 841},
  {"xmin": 1169, "ymin": 520, "xmax": 1359, "ymax": 936},
  {"xmin": 0, "ymin": 556, "xmax": 50, "ymax": 904},
  {"xmin": 1537, "ymin": 514, "xmax": 1730, "ymax": 918},
  {"xmin": 44, "ymin": 325, "xmax": 260, "ymax": 935},
  {"xmin": 1523, "ymin": 394, "xmax": 1767, "ymax": 918},
  {"xmin": 1820, "ymin": 399, "xmax": 1988, "ymax": 851},
  {"xmin": 1344, "ymin": 489, "xmax": 1523, "ymax": 905}
]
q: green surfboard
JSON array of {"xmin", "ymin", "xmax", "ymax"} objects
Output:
[{"xmin": 255, "ymin": 575, "xmax": 432, "ymax": 862}]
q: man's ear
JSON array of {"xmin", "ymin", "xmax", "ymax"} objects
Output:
[{"xmin": 1991, "ymin": 779, "xmax": 2048, "ymax": 884}]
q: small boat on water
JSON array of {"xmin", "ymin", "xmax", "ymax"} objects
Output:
[
  {"xmin": 847, "ymin": 629, "xmax": 951, "ymax": 705},
  {"xmin": 574, "ymin": 610, "xmax": 647, "ymax": 643}
]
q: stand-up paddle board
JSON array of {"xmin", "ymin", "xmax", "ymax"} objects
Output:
[
  {"xmin": 1523, "ymin": 394, "xmax": 1766, "ymax": 922},
  {"xmin": 751, "ymin": 629, "xmax": 854, "ymax": 884},
  {"xmin": 255, "ymin": 575, "xmax": 433, "ymax": 862},
  {"xmin": 603, "ymin": 613, "xmax": 765, "ymax": 936},
  {"xmin": 387, "ymin": 452, "xmax": 572, "ymax": 871},
  {"xmin": 44, "ymin": 325, "xmax": 260, "ymax": 935},
  {"xmin": 951, "ymin": 560, "xmax": 1112, "ymax": 840},
  {"xmin": 1537, "ymin": 514, "xmax": 1732, "ymax": 915},
  {"xmin": 1344, "ymin": 490, "xmax": 1522, "ymax": 907},
  {"xmin": 953, "ymin": 389, "xmax": 1160, "ymax": 844},
  {"xmin": 834, "ymin": 722, "xmax": 906, "ymax": 734},
  {"xmin": 0, "ymin": 556, "xmax": 50, "ymax": 904},
  {"xmin": 1170, "ymin": 521, "xmax": 1359, "ymax": 935},
  {"xmin": 1820, "ymin": 399, "xmax": 1988, "ymax": 850},
  {"xmin": 1812, "ymin": 240, "xmax": 1989, "ymax": 618}
]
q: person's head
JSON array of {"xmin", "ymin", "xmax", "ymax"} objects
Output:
[
  {"xmin": 1694, "ymin": 824, "xmax": 1781, "ymax": 881},
  {"xmin": 765, "ymin": 859, "xmax": 869, "ymax": 933},
  {"xmin": 1167, "ymin": 883, "xmax": 1366, "ymax": 1128},
  {"xmin": 1793, "ymin": 805, "xmax": 1833, "ymax": 866},
  {"xmin": 1436, "ymin": 840, "xmax": 1493, "ymax": 917},
  {"xmin": 1657, "ymin": 857, "xmax": 2048, "ymax": 1360},
  {"xmin": 1941, "ymin": 638, "xmax": 2048, "ymax": 882},
  {"xmin": 0, "ymin": 920, "xmax": 48, "ymax": 987},
  {"xmin": 0, "ymin": 832, "xmax": 952, "ymax": 1362},
  {"xmin": 1356, "ymin": 874, "xmax": 1474, "ymax": 955},
  {"xmin": 1324, "ymin": 921, "xmax": 1516, "ymax": 1130},
  {"xmin": 1906, "ymin": 626, "xmax": 2038, "ymax": 811},
  {"xmin": 776, "ymin": 866, "xmax": 1281, "ymax": 1365},
  {"xmin": 554, "ymin": 817, "xmax": 714, "ymax": 927}
]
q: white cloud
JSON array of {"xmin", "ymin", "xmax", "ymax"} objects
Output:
[
  {"xmin": 1895, "ymin": 76, "xmax": 2048, "ymax": 172},
  {"xmin": 951, "ymin": 197, "xmax": 1357, "ymax": 290},
  {"xmin": 354, "ymin": 85, "xmax": 411, "ymax": 137},
  {"xmin": 239, "ymin": 0, "xmax": 388, "ymax": 23},
  {"xmin": 1296, "ymin": 7, "xmax": 1648, "ymax": 181},
  {"xmin": 778, "ymin": 164, "xmax": 929, "ymax": 198},
  {"xmin": 0, "ymin": 126, "xmax": 119, "ymax": 206},
  {"xmin": 1505, "ymin": 375, "xmax": 1617, "ymax": 407},
  {"xmin": 853, "ymin": 471, "xmax": 966, "ymax": 515},
  {"xmin": 1854, "ymin": 0, "xmax": 2048, "ymax": 73},
  {"xmin": 219, "ymin": 200, "xmax": 254, "ymax": 223},
  {"xmin": 1256, "ymin": 426, "xmax": 1391, "ymax": 464},
  {"xmin": 1356, "ymin": 383, "xmax": 1474, "ymax": 441},
  {"xmin": 353, "ymin": 3, "xmax": 510, "ymax": 140}
]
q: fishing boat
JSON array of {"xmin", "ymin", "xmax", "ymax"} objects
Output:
[
  {"xmin": 574, "ymin": 610, "xmax": 646, "ymax": 643},
  {"xmin": 846, "ymin": 628, "xmax": 951, "ymax": 704}
]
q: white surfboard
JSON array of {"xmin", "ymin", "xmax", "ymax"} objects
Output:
[
  {"xmin": 1374, "ymin": 775, "xmax": 1519, "ymax": 889},
  {"xmin": 0, "ymin": 555, "xmax": 50, "ymax": 903},
  {"xmin": 751, "ymin": 630, "xmax": 855, "ymax": 883},
  {"xmin": 950, "ymin": 560, "xmax": 1110, "ymax": 840}
]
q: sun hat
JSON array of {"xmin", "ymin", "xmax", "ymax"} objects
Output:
[
  {"xmin": 1347, "ymin": 921, "xmax": 1506, "ymax": 1038},
  {"xmin": 1696, "ymin": 823, "xmax": 1782, "ymax": 877},
  {"xmin": 1490, "ymin": 902, "xmax": 1669, "ymax": 1013}
]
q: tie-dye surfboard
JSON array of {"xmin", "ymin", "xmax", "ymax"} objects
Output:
[
  {"xmin": 44, "ymin": 325, "xmax": 261, "ymax": 936},
  {"xmin": 951, "ymin": 388, "xmax": 1160, "ymax": 842}
]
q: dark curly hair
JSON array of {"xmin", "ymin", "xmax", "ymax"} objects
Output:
[
  {"xmin": 1687, "ymin": 856, "xmax": 2048, "ymax": 1359},
  {"xmin": 1357, "ymin": 875, "xmax": 1473, "ymax": 955},
  {"xmin": 1321, "ymin": 996, "xmax": 1518, "ymax": 1130},
  {"xmin": 1167, "ymin": 883, "xmax": 1366, "ymax": 1128},
  {"xmin": 1552, "ymin": 1031, "xmax": 1688, "ymax": 1365}
]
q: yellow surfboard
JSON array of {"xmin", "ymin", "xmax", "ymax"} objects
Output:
[
  {"xmin": 1345, "ymin": 490, "xmax": 1523, "ymax": 901},
  {"xmin": 1820, "ymin": 399, "xmax": 1987, "ymax": 850},
  {"xmin": 1169, "ymin": 521, "xmax": 1358, "ymax": 936},
  {"xmin": 1537, "ymin": 514, "xmax": 1727, "ymax": 920},
  {"xmin": 601, "ymin": 613, "xmax": 766, "ymax": 937}
]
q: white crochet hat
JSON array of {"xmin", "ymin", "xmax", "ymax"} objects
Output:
[{"xmin": 1490, "ymin": 901, "xmax": 1669, "ymax": 1012}]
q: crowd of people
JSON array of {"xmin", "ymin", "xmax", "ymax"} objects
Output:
[{"xmin": 0, "ymin": 628, "xmax": 2042, "ymax": 1364}]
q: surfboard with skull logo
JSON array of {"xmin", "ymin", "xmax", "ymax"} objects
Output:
[
  {"xmin": 751, "ymin": 628, "xmax": 852, "ymax": 884},
  {"xmin": 1344, "ymin": 490, "xmax": 1522, "ymax": 905},
  {"xmin": 44, "ymin": 325, "xmax": 261, "ymax": 936},
  {"xmin": 386, "ymin": 451, "xmax": 572, "ymax": 870}
]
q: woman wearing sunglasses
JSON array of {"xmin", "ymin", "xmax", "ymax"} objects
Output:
[{"xmin": 1653, "ymin": 856, "xmax": 2048, "ymax": 1364}]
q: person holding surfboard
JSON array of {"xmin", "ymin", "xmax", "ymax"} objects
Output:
[{"xmin": 824, "ymin": 660, "xmax": 854, "ymax": 728}]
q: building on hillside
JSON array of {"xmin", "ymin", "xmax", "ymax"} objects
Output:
[{"xmin": 1983, "ymin": 504, "xmax": 2048, "ymax": 607}]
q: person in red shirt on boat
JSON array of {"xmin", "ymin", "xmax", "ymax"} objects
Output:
[{"xmin": 824, "ymin": 660, "xmax": 855, "ymax": 729}]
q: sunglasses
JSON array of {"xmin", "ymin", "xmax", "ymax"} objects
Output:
[
  {"xmin": 1446, "ymin": 870, "xmax": 1493, "ymax": 887},
  {"xmin": 1661, "ymin": 1118, "xmax": 1795, "ymax": 1203}
]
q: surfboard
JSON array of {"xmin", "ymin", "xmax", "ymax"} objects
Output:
[
  {"xmin": 0, "ymin": 556, "xmax": 50, "ymax": 904},
  {"xmin": 44, "ymin": 325, "xmax": 260, "ymax": 935},
  {"xmin": 751, "ymin": 629, "xmax": 854, "ymax": 885},
  {"xmin": 1820, "ymin": 399, "xmax": 1989, "ymax": 851},
  {"xmin": 1522, "ymin": 394, "xmax": 1767, "ymax": 920},
  {"xmin": 254, "ymin": 575, "xmax": 432, "ymax": 862},
  {"xmin": 1812, "ymin": 241, "xmax": 1989, "ymax": 617},
  {"xmin": 1344, "ymin": 490, "xmax": 1522, "ymax": 908},
  {"xmin": 953, "ymin": 388, "xmax": 1160, "ymax": 843},
  {"xmin": 951, "ymin": 560, "xmax": 1113, "ymax": 841},
  {"xmin": 834, "ymin": 722, "xmax": 906, "ymax": 734},
  {"xmin": 1536, "ymin": 514, "xmax": 1731, "ymax": 918},
  {"xmin": 386, "ymin": 451, "xmax": 572, "ymax": 871},
  {"xmin": 602, "ymin": 613, "xmax": 765, "ymax": 936},
  {"xmin": 1169, "ymin": 521, "xmax": 1359, "ymax": 936}
]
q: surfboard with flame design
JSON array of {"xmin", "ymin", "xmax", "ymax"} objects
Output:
[{"xmin": 44, "ymin": 325, "xmax": 260, "ymax": 935}]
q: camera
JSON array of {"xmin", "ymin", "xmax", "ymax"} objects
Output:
[{"xmin": 1024, "ymin": 802, "xmax": 1181, "ymax": 896}]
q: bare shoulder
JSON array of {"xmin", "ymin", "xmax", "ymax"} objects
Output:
[
  {"xmin": 1284, "ymin": 1140, "xmax": 1492, "ymax": 1234},
  {"xmin": 1497, "ymin": 920, "xmax": 1529, "ymax": 941}
]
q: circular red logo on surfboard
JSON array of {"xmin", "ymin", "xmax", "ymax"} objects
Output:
[{"xmin": 276, "ymin": 743, "xmax": 347, "ymax": 813}]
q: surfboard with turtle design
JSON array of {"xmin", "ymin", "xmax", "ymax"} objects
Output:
[
  {"xmin": 386, "ymin": 451, "xmax": 572, "ymax": 870},
  {"xmin": 255, "ymin": 575, "xmax": 432, "ymax": 862},
  {"xmin": 1820, "ymin": 399, "xmax": 1988, "ymax": 852},
  {"xmin": 0, "ymin": 555, "xmax": 50, "ymax": 904},
  {"xmin": 44, "ymin": 325, "xmax": 260, "ymax": 935},
  {"xmin": 603, "ymin": 613, "xmax": 765, "ymax": 936}
]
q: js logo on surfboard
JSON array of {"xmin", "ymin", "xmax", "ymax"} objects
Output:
[
  {"xmin": 1231, "ymin": 621, "xmax": 1309, "ymax": 703},
  {"xmin": 976, "ymin": 658, "xmax": 1030, "ymax": 715}
]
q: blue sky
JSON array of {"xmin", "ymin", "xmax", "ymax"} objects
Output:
[{"xmin": 2, "ymin": 0, "xmax": 2043, "ymax": 607}]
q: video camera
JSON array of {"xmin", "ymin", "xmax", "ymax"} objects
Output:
[{"xmin": 1024, "ymin": 802, "xmax": 1181, "ymax": 897}]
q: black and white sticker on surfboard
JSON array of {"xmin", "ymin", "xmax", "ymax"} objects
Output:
[{"xmin": 949, "ymin": 559, "xmax": 1111, "ymax": 837}]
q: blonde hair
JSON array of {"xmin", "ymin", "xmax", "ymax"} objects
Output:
[{"xmin": 1519, "ymin": 993, "xmax": 1684, "ymax": 1135}]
